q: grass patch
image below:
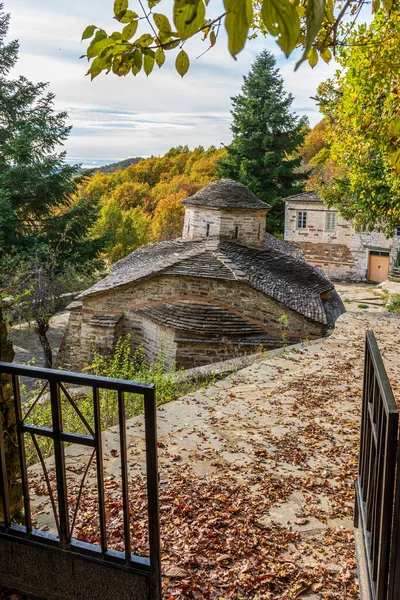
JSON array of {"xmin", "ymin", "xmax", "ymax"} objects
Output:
[
  {"xmin": 24, "ymin": 337, "xmax": 219, "ymax": 465},
  {"xmin": 358, "ymin": 304, "xmax": 369, "ymax": 309},
  {"xmin": 387, "ymin": 293, "xmax": 400, "ymax": 314}
]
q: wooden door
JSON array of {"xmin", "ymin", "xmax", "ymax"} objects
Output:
[{"xmin": 368, "ymin": 252, "xmax": 390, "ymax": 282}]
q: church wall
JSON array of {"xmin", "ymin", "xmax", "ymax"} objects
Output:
[
  {"xmin": 62, "ymin": 275, "xmax": 325, "ymax": 370},
  {"xmin": 182, "ymin": 206, "xmax": 267, "ymax": 248},
  {"xmin": 138, "ymin": 316, "xmax": 177, "ymax": 369}
]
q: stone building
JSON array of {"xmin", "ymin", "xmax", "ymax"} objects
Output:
[
  {"xmin": 59, "ymin": 180, "xmax": 345, "ymax": 371},
  {"xmin": 284, "ymin": 192, "xmax": 400, "ymax": 282}
]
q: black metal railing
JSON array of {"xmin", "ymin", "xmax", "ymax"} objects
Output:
[
  {"xmin": 354, "ymin": 331, "xmax": 399, "ymax": 600},
  {"xmin": 0, "ymin": 362, "xmax": 161, "ymax": 600}
]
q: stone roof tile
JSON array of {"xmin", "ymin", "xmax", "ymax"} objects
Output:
[
  {"xmin": 182, "ymin": 179, "xmax": 270, "ymax": 210},
  {"xmin": 283, "ymin": 191, "xmax": 321, "ymax": 203},
  {"xmin": 136, "ymin": 302, "xmax": 267, "ymax": 337}
]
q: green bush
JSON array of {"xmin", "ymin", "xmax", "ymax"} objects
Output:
[
  {"xmin": 387, "ymin": 293, "xmax": 400, "ymax": 314},
  {"xmin": 24, "ymin": 337, "xmax": 211, "ymax": 465}
]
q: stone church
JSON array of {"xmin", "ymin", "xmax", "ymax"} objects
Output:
[{"xmin": 58, "ymin": 179, "xmax": 345, "ymax": 371}]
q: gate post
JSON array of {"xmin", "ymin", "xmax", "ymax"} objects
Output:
[{"xmin": 0, "ymin": 299, "xmax": 22, "ymax": 520}]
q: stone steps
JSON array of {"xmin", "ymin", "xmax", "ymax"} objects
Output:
[{"xmin": 389, "ymin": 266, "xmax": 400, "ymax": 282}]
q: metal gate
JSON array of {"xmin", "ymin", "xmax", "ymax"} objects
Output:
[
  {"xmin": 0, "ymin": 362, "xmax": 161, "ymax": 600},
  {"xmin": 354, "ymin": 331, "xmax": 400, "ymax": 600}
]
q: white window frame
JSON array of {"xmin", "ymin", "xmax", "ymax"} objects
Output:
[
  {"xmin": 325, "ymin": 211, "xmax": 337, "ymax": 232},
  {"xmin": 296, "ymin": 210, "xmax": 307, "ymax": 230}
]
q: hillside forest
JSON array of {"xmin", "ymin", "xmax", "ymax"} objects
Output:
[{"xmin": 81, "ymin": 145, "xmax": 225, "ymax": 264}]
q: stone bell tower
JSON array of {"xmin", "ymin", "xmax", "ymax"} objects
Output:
[{"xmin": 181, "ymin": 179, "xmax": 270, "ymax": 249}]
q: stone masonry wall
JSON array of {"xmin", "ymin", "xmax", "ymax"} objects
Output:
[
  {"xmin": 183, "ymin": 206, "xmax": 267, "ymax": 248},
  {"xmin": 0, "ymin": 306, "xmax": 22, "ymax": 519},
  {"xmin": 285, "ymin": 201, "xmax": 400, "ymax": 281},
  {"xmin": 56, "ymin": 302, "xmax": 83, "ymax": 370},
  {"xmin": 139, "ymin": 317, "xmax": 177, "ymax": 369},
  {"xmin": 174, "ymin": 331, "xmax": 303, "ymax": 369},
  {"xmin": 61, "ymin": 276, "xmax": 325, "ymax": 371}
]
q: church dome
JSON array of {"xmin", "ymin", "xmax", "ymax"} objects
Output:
[{"xmin": 182, "ymin": 179, "xmax": 270, "ymax": 211}]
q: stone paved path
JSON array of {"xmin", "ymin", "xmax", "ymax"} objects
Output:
[{"xmin": 28, "ymin": 310, "xmax": 400, "ymax": 598}]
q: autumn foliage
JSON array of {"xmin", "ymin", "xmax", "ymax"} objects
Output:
[{"xmin": 80, "ymin": 145, "xmax": 225, "ymax": 263}]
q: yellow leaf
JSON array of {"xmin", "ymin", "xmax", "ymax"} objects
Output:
[
  {"xmin": 155, "ymin": 47, "xmax": 166, "ymax": 67},
  {"xmin": 173, "ymin": 0, "xmax": 206, "ymax": 40},
  {"xmin": 114, "ymin": 0, "xmax": 129, "ymax": 19},
  {"xmin": 320, "ymin": 46, "xmax": 332, "ymax": 64},
  {"xmin": 175, "ymin": 49, "xmax": 190, "ymax": 77},
  {"xmin": 308, "ymin": 46, "xmax": 319, "ymax": 68},
  {"xmin": 122, "ymin": 20, "xmax": 138, "ymax": 40},
  {"xmin": 261, "ymin": 0, "xmax": 300, "ymax": 57},
  {"xmin": 224, "ymin": 0, "xmax": 253, "ymax": 57},
  {"xmin": 144, "ymin": 53, "xmax": 155, "ymax": 76}
]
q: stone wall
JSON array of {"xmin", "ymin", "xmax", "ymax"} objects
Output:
[
  {"xmin": 58, "ymin": 275, "xmax": 325, "ymax": 371},
  {"xmin": 182, "ymin": 206, "xmax": 267, "ymax": 248},
  {"xmin": 284, "ymin": 201, "xmax": 400, "ymax": 281},
  {"xmin": 139, "ymin": 316, "xmax": 177, "ymax": 369},
  {"xmin": 0, "ymin": 305, "xmax": 22, "ymax": 519},
  {"xmin": 55, "ymin": 301, "xmax": 83, "ymax": 370},
  {"xmin": 174, "ymin": 332, "xmax": 301, "ymax": 369}
]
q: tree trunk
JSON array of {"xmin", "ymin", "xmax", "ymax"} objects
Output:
[
  {"xmin": 36, "ymin": 320, "xmax": 53, "ymax": 369},
  {"xmin": 0, "ymin": 303, "xmax": 22, "ymax": 520}
]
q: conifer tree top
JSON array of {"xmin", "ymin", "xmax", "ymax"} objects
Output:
[{"xmin": 182, "ymin": 179, "xmax": 270, "ymax": 211}]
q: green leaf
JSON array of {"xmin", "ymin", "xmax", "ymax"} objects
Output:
[
  {"xmin": 87, "ymin": 57, "xmax": 104, "ymax": 80},
  {"xmin": 112, "ymin": 54, "xmax": 131, "ymax": 75},
  {"xmin": 132, "ymin": 49, "xmax": 143, "ymax": 75},
  {"xmin": 81, "ymin": 25, "xmax": 96, "ymax": 41},
  {"xmin": 135, "ymin": 33, "xmax": 154, "ymax": 47},
  {"xmin": 261, "ymin": 0, "xmax": 300, "ymax": 57},
  {"xmin": 224, "ymin": 0, "xmax": 253, "ymax": 57},
  {"xmin": 153, "ymin": 13, "xmax": 172, "ymax": 33},
  {"xmin": 114, "ymin": 0, "xmax": 129, "ymax": 19},
  {"xmin": 382, "ymin": 0, "xmax": 393, "ymax": 10},
  {"xmin": 163, "ymin": 39, "xmax": 181, "ymax": 50},
  {"xmin": 308, "ymin": 46, "xmax": 318, "ymax": 67},
  {"xmin": 148, "ymin": 0, "xmax": 162, "ymax": 7},
  {"xmin": 87, "ymin": 38, "xmax": 114, "ymax": 59},
  {"xmin": 295, "ymin": 0, "xmax": 325, "ymax": 69},
  {"xmin": 120, "ymin": 9, "xmax": 139, "ymax": 22},
  {"xmin": 390, "ymin": 148, "xmax": 400, "ymax": 172},
  {"xmin": 320, "ymin": 46, "xmax": 332, "ymax": 63},
  {"xmin": 144, "ymin": 53, "xmax": 155, "ymax": 76},
  {"xmin": 155, "ymin": 47, "xmax": 166, "ymax": 67},
  {"xmin": 122, "ymin": 20, "xmax": 138, "ymax": 39},
  {"xmin": 210, "ymin": 30, "xmax": 216, "ymax": 46},
  {"xmin": 175, "ymin": 49, "xmax": 190, "ymax": 76},
  {"xmin": 388, "ymin": 118, "xmax": 400, "ymax": 138},
  {"xmin": 173, "ymin": 0, "xmax": 206, "ymax": 40}
]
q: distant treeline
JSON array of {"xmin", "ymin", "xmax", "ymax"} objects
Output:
[{"xmin": 96, "ymin": 156, "xmax": 142, "ymax": 174}]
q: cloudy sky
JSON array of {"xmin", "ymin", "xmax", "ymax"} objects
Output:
[{"xmin": 8, "ymin": 0, "xmax": 338, "ymax": 168}]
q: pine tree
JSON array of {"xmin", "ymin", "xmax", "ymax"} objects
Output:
[
  {"xmin": 217, "ymin": 50, "xmax": 308, "ymax": 235},
  {"xmin": 0, "ymin": 5, "xmax": 106, "ymax": 366}
]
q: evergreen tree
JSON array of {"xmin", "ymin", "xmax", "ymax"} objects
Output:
[
  {"xmin": 217, "ymin": 50, "xmax": 308, "ymax": 235},
  {"xmin": 0, "ymin": 5, "xmax": 106, "ymax": 366}
]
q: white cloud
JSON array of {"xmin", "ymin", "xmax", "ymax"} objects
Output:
[{"xmin": 7, "ymin": 0, "xmax": 336, "ymax": 165}]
